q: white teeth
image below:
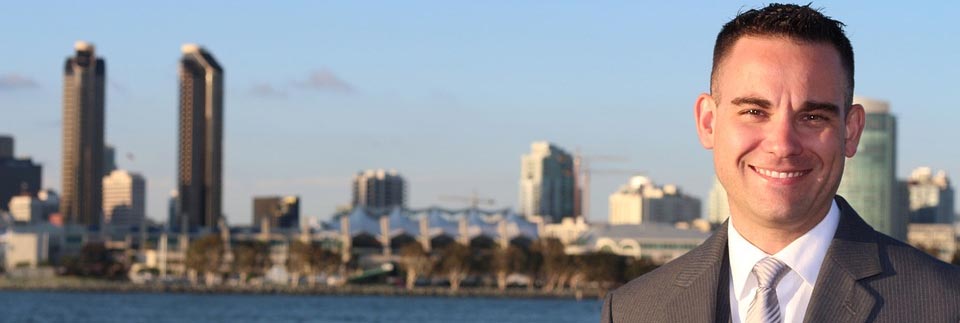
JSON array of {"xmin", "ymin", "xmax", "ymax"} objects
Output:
[{"xmin": 755, "ymin": 167, "xmax": 804, "ymax": 179}]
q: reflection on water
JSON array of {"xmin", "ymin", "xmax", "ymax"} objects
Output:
[{"xmin": 0, "ymin": 291, "xmax": 601, "ymax": 323}]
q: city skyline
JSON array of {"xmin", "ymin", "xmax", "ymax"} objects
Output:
[{"xmin": 2, "ymin": 2, "xmax": 958, "ymax": 225}]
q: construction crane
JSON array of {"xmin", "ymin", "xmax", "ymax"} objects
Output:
[
  {"xmin": 574, "ymin": 149, "xmax": 640, "ymax": 220},
  {"xmin": 438, "ymin": 190, "xmax": 496, "ymax": 209}
]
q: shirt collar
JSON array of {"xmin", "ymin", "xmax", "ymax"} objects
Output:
[{"xmin": 727, "ymin": 199, "xmax": 840, "ymax": 300}]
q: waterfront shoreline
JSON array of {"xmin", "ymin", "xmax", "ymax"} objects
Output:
[{"xmin": 0, "ymin": 277, "xmax": 606, "ymax": 300}]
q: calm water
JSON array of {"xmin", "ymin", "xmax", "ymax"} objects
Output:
[{"xmin": 0, "ymin": 291, "xmax": 601, "ymax": 323}]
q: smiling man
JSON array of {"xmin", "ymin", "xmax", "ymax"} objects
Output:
[{"xmin": 602, "ymin": 4, "xmax": 960, "ymax": 323}]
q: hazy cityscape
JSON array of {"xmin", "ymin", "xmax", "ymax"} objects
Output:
[{"xmin": 1, "ymin": 1, "xmax": 959, "ymax": 322}]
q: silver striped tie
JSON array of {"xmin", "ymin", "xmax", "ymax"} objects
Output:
[{"xmin": 745, "ymin": 257, "xmax": 790, "ymax": 323}]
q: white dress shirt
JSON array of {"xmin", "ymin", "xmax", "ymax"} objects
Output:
[{"xmin": 727, "ymin": 200, "xmax": 840, "ymax": 323}]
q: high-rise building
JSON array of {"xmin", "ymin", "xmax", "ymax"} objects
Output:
[
  {"xmin": 8, "ymin": 196, "xmax": 41, "ymax": 223},
  {"xmin": 61, "ymin": 41, "xmax": 106, "ymax": 226},
  {"xmin": 177, "ymin": 44, "xmax": 223, "ymax": 230},
  {"xmin": 252, "ymin": 196, "xmax": 300, "ymax": 229},
  {"xmin": 0, "ymin": 135, "xmax": 12, "ymax": 159},
  {"xmin": 352, "ymin": 169, "xmax": 405, "ymax": 209},
  {"xmin": 608, "ymin": 175, "xmax": 701, "ymax": 225},
  {"xmin": 37, "ymin": 189, "xmax": 60, "ymax": 221},
  {"xmin": 707, "ymin": 176, "xmax": 731, "ymax": 224},
  {"xmin": 102, "ymin": 170, "xmax": 146, "ymax": 228},
  {"xmin": 519, "ymin": 141, "xmax": 575, "ymax": 223},
  {"xmin": 167, "ymin": 190, "xmax": 179, "ymax": 230},
  {"xmin": 103, "ymin": 144, "xmax": 117, "ymax": 175},
  {"xmin": 7, "ymin": 189, "xmax": 58, "ymax": 224},
  {"xmin": 837, "ymin": 96, "xmax": 905, "ymax": 240},
  {"xmin": 907, "ymin": 167, "xmax": 954, "ymax": 224},
  {"xmin": 0, "ymin": 157, "xmax": 41, "ymax": 212}
]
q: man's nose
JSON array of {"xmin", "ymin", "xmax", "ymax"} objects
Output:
[{"xmin": 763, "ymin": 117, "xmax": 803, "ymax": 158}]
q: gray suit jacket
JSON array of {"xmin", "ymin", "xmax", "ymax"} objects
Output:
[{"xmin": 601, "ymin": 196, "xmax": 960, "ymax": 322}]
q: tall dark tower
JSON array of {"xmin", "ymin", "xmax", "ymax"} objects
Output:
[
  {"xmin": 61, "ymin": 41, "xmax": 105, "ymax": 226},
  {"xmin": 177, "ymin": 44, "xmax": 223, "ymax": 230}
]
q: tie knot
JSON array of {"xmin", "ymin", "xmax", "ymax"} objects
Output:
[{"xmin": 752, "ymin": 257, "xmax": 789, "ymax": 288}]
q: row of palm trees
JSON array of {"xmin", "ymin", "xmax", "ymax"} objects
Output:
[{"xmin": 182, "ymin": 234, "xmax": 660, "ymax": 291}]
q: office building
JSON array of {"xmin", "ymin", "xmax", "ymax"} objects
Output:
[
  {"xmin": 103, "ymin": 144, "xmax": 116, "ymax": 175},
  {"xmin": 519, "ymin": 141, "xmax": 575, "ymax": 223},
  {"xmin": 8, "ymin": 190, "xmax": 58, "ymax": 223},
  {"xmin": 0, "ymin": 136, "xmax": 41, "ymax": 212},
  {"xmin": 8, "ymin": 196, "xmax": 41, "ymax": 223},
  {"xmin": 352, "ymin": 169, "xmax": 405, "ymax": 209},
  {"xmin": 608, "ymin": 175, "xmax": 701, "ymax": 225},
  {"xmin": 167, "ymin": 190, "xmax": 179, "ymax": 230},
  {"xmin": 177, "ymin": 44, "xmax": 223, "ymax": 229},
  {"xmin": 707, "ymin": 177, "xmax": 730, "ymax": 224},
  {"xmin": 102, "ymin": 170, "xmax": 146, "ymax": 228},
  {"xmin": 907, "ymin": 167, "xmax": 954, "ymax": 224},
  {"xmin": 61, "ymin": 41, "xmax": 106, "ymax": 226},
  {"xmin": 253, "ymin": 196, "xmax": 300, "ymax": 229},
  {"xmin": 0, "ymin": 158, "xmax": 41, "ymax": 212},
  {"xmin": 0, "ymin": 135, "xmax": 12, "ymax": 159},
  {"xmin": 836, "ymin": 96, "xmax": 905, "ymax": 240}
]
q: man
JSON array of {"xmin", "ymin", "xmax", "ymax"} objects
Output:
[{"xmin": 602, "ymin": 4, "xmax": 960, "ymax": 323}]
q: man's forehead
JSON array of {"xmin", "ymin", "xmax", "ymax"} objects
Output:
[
  {"xmin": 722, "ymin": 36, "xmax": 841, "ymax": 68},
  {"xmin": 713, "ymin": 36, "xmax": 846, "ymax": 103}
]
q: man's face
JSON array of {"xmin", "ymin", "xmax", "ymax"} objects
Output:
[{"xmin": 695, "ymin": 36, "xmax": 865, "ymax": 229}]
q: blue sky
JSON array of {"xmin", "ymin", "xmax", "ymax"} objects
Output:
[{"xmin": 2, "ymin": 1, "xmax": 958, "ymax": 225}]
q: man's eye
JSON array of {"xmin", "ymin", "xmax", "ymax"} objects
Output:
[
  {"xmin": 739, "ymin": 109, "xmax": 765, "ymax": 116},
  {"xmin": 802, "ymin": 114, "xmax": 829, "ymax": 122}
]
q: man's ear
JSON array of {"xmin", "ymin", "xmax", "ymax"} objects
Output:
[
  {"xmin": 695, "ymin": 93, "xmax": 717, "ymax": 149},
  {"xmin": 843, "ymin": 103, "xmax": 866, "ymax": 158}
]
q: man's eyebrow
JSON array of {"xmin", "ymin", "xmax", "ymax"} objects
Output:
[
  {"xmin": 801, "ymin": 101, "xmax": 841, "ymax": 114},
  {"xmin": 730, "ymin": 96, "xmax": 772, "ymax": 109},
  {"xmin": 730, "ymin": 97, "xmax": 841, "ymax": 114}
]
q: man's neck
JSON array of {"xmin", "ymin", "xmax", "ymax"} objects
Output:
[{"xmin": 729, "ymin": 202, "xmax": 833, "ymax": 254}]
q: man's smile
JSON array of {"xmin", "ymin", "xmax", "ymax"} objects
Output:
[{"xmin": 749, "ymin": 165, "xmax": 812, "ymax": 180}]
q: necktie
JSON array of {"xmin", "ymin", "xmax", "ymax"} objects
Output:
[{"xmin": 745, "ymin": 257, "xmax": 790, "ymax": 323}]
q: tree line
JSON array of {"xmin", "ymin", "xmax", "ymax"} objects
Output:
[
  {"xmin": 55, "ymin": 235, "xmax": 960, "ymax": 291},
  {"xmin": 179, "ymin": 234, "xmax": 661, "ymax": 291}
]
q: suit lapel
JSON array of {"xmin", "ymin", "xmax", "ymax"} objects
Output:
[
  {"xmin": 660, "ymin": 222, "xmax": 730, "ymax": 322},
  {"xmin": 803, "ymin": 196, "xmax": 882, "ymax": 323}
]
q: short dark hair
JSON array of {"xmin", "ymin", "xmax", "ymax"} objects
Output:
[{"xmin": 711, "ymin": 3, "xmax": 854, "ymax": 106}]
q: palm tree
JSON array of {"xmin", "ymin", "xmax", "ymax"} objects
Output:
[
  {"xmin": 310, "ymin": 243, "xmax": 341, "ymax": 286},
  {"xmin": 287, "ymin": 240, "xmax": 313, "ymax": 287},
  {"xmin": 398, "ymin": 243, "xmax": 432, "ymax": 290},
  {"xmin": 186, "ymin": 234, "xmax": 224, "ymax": 286},
  {"xmin": 233, "ymin": 240, "xmax": 269, "ymax": 285},
  {"xmin": 491, "ymin": 244, "xmax": 526, "ymax": 291},
  {"xmin": 436, "ymin": 242, "xmax": 471, "ymax": 291}
]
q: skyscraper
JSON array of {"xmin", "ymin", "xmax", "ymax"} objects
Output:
[
  {"xmin": 177, "ymin": 44, "xmax": 223, "ymax": 230},
  {"xmin": 519, "ymin": 141, "xmax": 575, "ymax": 223},
  {"xmin": 61, "ymin": 41, "xmax": 105, "ymax": 226},
  {"xmin": 102, "ymin": 170, "xmax": 146, "ymax": 228},
  {"xmin": 837, "ymin": 96, "xmax": 905, "ymax": 240},
  {"xmin": 608, "ymin": 175, "xmax": 701, "ymax": 225},
  {"xmin": 352, "ymin": 169, "xmax": 405, "ymax": 209},
  {"xmin": 907, "ymin": 167, "xmax": 954, "ymax": 224},
  {"xmin": 253, "ymin": 196, "xmax": 300, "ymax": 229}
]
